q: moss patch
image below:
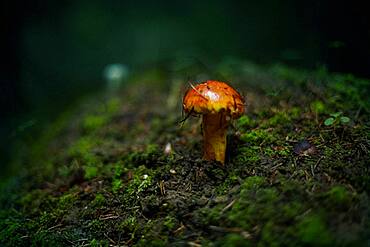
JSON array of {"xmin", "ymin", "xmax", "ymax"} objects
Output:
[{"xmin": 1, "ymin": 60, "xmax": 369, "ymax": 246}]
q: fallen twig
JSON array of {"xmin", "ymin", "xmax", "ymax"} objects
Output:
[
  {"xmin": 221, "ymin": 199, "xmax": 236, "ymax": 214},
  {"xmin": 100, "ymin": 214, "xmax": 119, "ymax": 220},
  {"xmin": 47, "ymin": 223, "xmax": 63, "ymax": 231}
]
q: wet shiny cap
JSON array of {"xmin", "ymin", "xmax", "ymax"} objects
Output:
[{"xmin": 183, "ymin": 80, "xmax": 245, "ymax": 119}]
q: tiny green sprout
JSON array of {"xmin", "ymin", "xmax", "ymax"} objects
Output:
[
  {"xmin": 324, "ymin": 112, "xmax": 351, "ymax": 126},
  {"xmin": 324, "ymin": 118, "xmax": 335, "ymax": 126},
  {"xmin": 340, "ymin": 116, "xmax": 350, "ymax": 124}
]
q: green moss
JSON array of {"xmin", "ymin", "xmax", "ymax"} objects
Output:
[
  {"xmin": 104, "ymin": 97, "xmax": 121, "ymax": 114},
  {"xmin": 92, "ymin": 193, "xmax": 105, "ymax": 207},
  {"xmin": 311, "ymin": 100, "xmax": 326, "ymax": 114},
  {"xmin": 325, "ymin": 186, "xmax": 351, "ymax": 205},
  {"xmin": 264, "ymin": 111, "xmax": 290, "ymax": 127},
  {"xmin": 58, "ymin": 193, "xmax": 77, "ymax": 210},
  {"xmin": 263, "ymin": 147, "xmax": 275, "ymax": 157},
  {"xmin": 81, "ymin": 97, "xmax": 121, "ymax": 133},
  {"xmin": 90, "ymin": 239, "xmax": 109, "ymax": 247},
  {"xmin": 240, "ymin": 129, "xmax": 276, "ymax": 144},
  {"xmin": 215, "ymin": 174, "xmax": 239, "ymax": 194},
  {"xmin": 88, "ymin": 219, "xmax": 106, "ymax": 231},
  {"xmin": 135, "ymin": 218, "xmax": 169, "ymax": 247},
  {"xmin": 163, "ymin": 215, "xmax": 177, "ymax": 230},
  {"xmin": 281, "ymin": 201, "xmax": 303, "ymax": 219},
  {"xmin": 137, "ymin": 238, "xmax": 168, "ymax": 247},
  {"xmin": 18, "ymin": 189, "xmax": 48, "ymax": 214},
  {"xmin": 89, "ymin": 239, "xmax": 100, "ymax": 247},
  {"xmin": 127, "ymin": 144, "xmax": 161, "ymax": 166},
  {"xmin": 69, "ymin": 137, "xmax": 94, "ymax": 156},
  {"xmin": 112, "ymin": 178, "xmax": 123, "ymax": 193},
  {"xmin": 196, "ymin": 204, "xmax": 224, "ymax": 225},
  {"xmin": 229, "ymin": 185, "xmax": 280, "ymax": 229},
  {"xmin": 84, "ymin": 166, "xmax": 98, "ymax": 180},
  {"xmin": 39, "ymin": 211, "xmax": 58, "ymax": 226},
  {"xmin": 255, "ymin": 188, "xmax": 279, "ymax": 202},
  {"xmin": 114, "ymin": 162, "xmax": 125, "ymax": 177},
  {"xmin": 235, "ymin": 146, "xmax": 260, "ymax": 163},
  {"xmin": 135, "ymin": 173, "xmax": 153, "ymax": 194},
  {"xmin": 259, "ymin": 221, "xmax": 284, "ymax": 247},
  {"xmin": 328, "ymin": 74, "xmax": 369, "ymax": 110},
  {"xmin": 236, "ymin": 115, "xmax": 256, "ymax": 129},
  {"xmin": 297, "ymin": 214, "xmax": 332, "ymax": 246},
  {"xmin": 30, "ymin": 229, "xmax": 68, "ymax": 247},
  {"xmin": 57, "ymin": 164, "xmax": 73, "ymax": 177},
  {"xmin": 68, "ymin": 136, "xmax": 100, "ymax": 165},
  {"xmin": 119, "ymin": 215, "xmax": 138, "ymax": 233},
  {"xmin": 111, "ymin": 161, "xmax": 131, "ymax": 193},
  {"xmin": 82, "ymin": 115, "xmax": 109, "ymax": 132},
  {"xmin": 240, "ymin": 176, "xmax": 266, "ymax": 191},
  {"xmin": 271, "ymin": 146, "xmax": 290, "ymax": 157},
  {"xmin": 118, "ymin": 164, "xmax": 154, "ymax": 197},
  {"xmin": 218, "ymin": 233, "xmax": 251, "ymax": 247},
  {"xmin": 0, "ymin": 218, "xmax": 24, "ymax": 246},
  {"xmin": 259, "ymin": 108, "xmax": 300, "ymax": 128}
]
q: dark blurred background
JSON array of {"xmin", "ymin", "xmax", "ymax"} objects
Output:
[{"xmin": 1, "ymin": 0, "xmax": 369, "ymax": 175}]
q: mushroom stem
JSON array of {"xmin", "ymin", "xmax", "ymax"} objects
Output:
[{"xmin": 202, "ymin": 113, "xmax": 228, "ymax": 164}]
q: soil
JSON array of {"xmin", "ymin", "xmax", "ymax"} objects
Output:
[{"xmin": 1, "ymin": 60, "xmax": 369, "ymax": 246}]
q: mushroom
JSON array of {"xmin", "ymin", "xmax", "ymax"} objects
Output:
[{"xmin": 182, "ymin": 80, "xmax": 245, "ymax": 164}]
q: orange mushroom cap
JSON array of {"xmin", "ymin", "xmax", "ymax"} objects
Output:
[{"xmin": 183, "ymin": 80, "xmax": 245, "ymax": 119}]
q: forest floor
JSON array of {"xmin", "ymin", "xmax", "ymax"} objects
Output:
[{"xmin": 0, "ymin": 59, "xmax": 369, "ymax": 246}]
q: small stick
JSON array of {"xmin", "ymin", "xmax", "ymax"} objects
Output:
[
  {"xmin": 104, "ymin": 233, "xmax": 116, "ymax": 245},
  {"xmin": 188, "ymin": 82, "xmax": 208, "ymax": 101},
  {"xmin": 100, "ymin": 215, "xmax": 119, "ymax": 220},
  {"xmin": 47, "ymin": 223, "xmax": 63, "ymax": 231},
  {"xmin": 221, "ymin": 199, "xmax": 236, "ymax": 214},
  {"xmin": 314, "ymin": 156, "xmax": 324, "ymax": 170}
]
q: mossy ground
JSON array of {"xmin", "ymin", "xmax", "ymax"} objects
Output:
[{"xmin": 1, "ymin": 60, "xmax": 369, "ymax": 246}]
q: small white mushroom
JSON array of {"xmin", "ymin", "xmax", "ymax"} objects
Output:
[
  {"xmin": 164, "ymin": 142, "xmax": 173, "ymax": 155},
  {"xmin": 103, "ymin": 63, "xmax": 129, "ymax": 91}
]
